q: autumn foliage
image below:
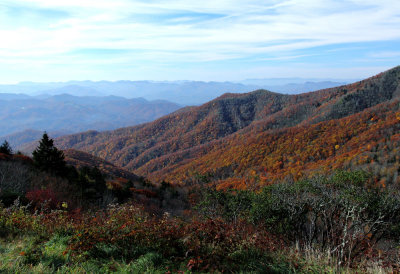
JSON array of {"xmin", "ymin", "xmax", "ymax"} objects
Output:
[
  {"xmin": 52, "ymin": 66, "xmax": 400, "ymax": 191},
  {"xmin": 1, "ymin": 67, "xmax": 400, "ymax": 271},
  {"xmin": 0, "ymin": 202, "xmax": 284, "ymax": 272},
  {"xmin": 25, "ymin": 189, "xmax": 60, "ymax": 210}
]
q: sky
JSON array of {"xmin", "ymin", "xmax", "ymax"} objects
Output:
[{"xmin": 0, "ymin": 0, "xmax": 399, "ymax": 83}]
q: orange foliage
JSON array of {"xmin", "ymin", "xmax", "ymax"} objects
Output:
[
  {"xmin": 165, "ymin": 99, "xmax": 400, "ymax": 189},
  {"xmin": 53, "ymin": 66, "xmax": 400, "ymax": 190}
]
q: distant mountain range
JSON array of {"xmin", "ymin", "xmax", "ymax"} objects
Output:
[
  {"xmin": 0, "ymin": 94, "xmax": 181, "ymax": 149},
  {"xmin": 0, "ymin": 78, "xmax": 351, "ymax": 150},
  {"xmin": 0, "ymin": 79, "xmax": 351, "ymax": 105},
  {"xmin": 51, "ymin": 66, "xmax": 400, "ymax": 189},
  {"xmin": 238, "ymin": 77, "xmax": 356, "ymax": 86}
]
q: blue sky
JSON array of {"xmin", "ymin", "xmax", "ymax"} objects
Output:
[{"xmin": 0, "ymin": 0, "xmax": 399, "ymax": 83}]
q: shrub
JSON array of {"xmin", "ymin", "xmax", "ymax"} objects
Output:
[
  {"xmin": 26, "ymin": 189, "xmax": 60, "ymax": 210},
  {"xmin": 197, "ymin": 170, "xmax": 400, "ymax": 267}
]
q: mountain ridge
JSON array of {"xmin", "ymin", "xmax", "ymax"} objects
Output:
[
  {"xmin": 53, "ymin": 66, "xmax": 400, "ymax": 187},
  {"xmin": 0, "ymin": 79, "xmax": 351, "ymax": 105},
  {"xmin": 0, "ymin": 94, "xmax": 181, "ymax": 148}
]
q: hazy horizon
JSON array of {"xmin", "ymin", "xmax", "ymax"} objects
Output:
[
  {"xmin": 0, "ymin": 1, "xmax": 399, "ymax": 83},
  {"xmin": 0, "ymin": 77, "xmax": 359, "ymax": 86}
]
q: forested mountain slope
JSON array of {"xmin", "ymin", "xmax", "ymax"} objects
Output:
[
  {"xmin": 55, "ymin": 66, "xmax": 400, "ymax": 186},
  {"xmin": 64, "ymin": 149, "xmax": 140, "ymax": 181},
  {"xmin": 160, "ymin": 100, "xmax": 400, "ymax": 188}
]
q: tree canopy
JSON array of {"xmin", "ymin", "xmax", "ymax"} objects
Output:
[
  {"xmin": 32, "ymin": 133, "xmax": 66, "ymax": 176},
  {"xmin": 0, "ymin": 140, "xmax": 12, "ymax": 155}
]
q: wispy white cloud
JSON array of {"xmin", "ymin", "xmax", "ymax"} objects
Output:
[
  {"xmin": 369, "ymin": 51, "xmax": 400, "ymax": 59},
  {"xmin": 0, "ymin": 0, "xmax": 399, "ymax": 81}
]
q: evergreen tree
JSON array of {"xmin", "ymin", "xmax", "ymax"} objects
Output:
[
  {"xmin": 32, "ymin": 133, "xmax": 66, "ymax": 176},
  {"xmin": 0, "ymin": 140, "xmax": 12, "ymax": 155}
]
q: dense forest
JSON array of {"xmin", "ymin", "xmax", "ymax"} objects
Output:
[
  {"xmin": 1, "ymin": 66, "xmax": 400, "ymax": 272},
  {"xmin": 55, "ymin": 66, "xmax": 400, "ymax": 188}
]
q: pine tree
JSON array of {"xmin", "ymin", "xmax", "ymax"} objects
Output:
[
  {"xmin": 32, "ymin": 133, "xmax": 66, "ymax": 176},
  {"xmin": 0, "ymin": 140, "xmax": 12, "ymax": 155}
]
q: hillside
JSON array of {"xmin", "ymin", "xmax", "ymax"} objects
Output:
[
  {"xmin": 55, "ymin": 66, "xmax": 400, "ymax": 186},
  {"xmin": 161, "ymin": 100, "xmax": 400, "ymax": 188},
  {"xmin": 64, "ymin": 149, "xmax": 140, "ymax": 181}
]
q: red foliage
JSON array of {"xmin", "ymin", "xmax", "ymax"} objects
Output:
[
  {"xmin": 60, "ymin": 204, "xmax": 285, "ymax": 272},
  {"xmin": 130, "ymin": 188, "xmax": 158, "ymax": 198},
  {"xmin": 12, "ymin": 154, "xmax": 34, "ymax": 164},
  {"xmin": 26, "ymin": 189, "xmax": 60, "ymax": 209},
  {"xmin": 0, "ymin": 153, "xmax": 33, "ymax": 164},
  {"xmin": 0, "ymin": 153, "xmax": 11, "ymax": 161}
]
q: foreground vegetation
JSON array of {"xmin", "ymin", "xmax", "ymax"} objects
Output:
[
  {"xmin": 1, "ymin": 134, "xmax": 400, "ymax": 272},
  {"xmin": 0, "ymin": 202, "xmax": 285, "ymax": 273},
  {"xmin": 1, "ymin": 169, "xmax": 400, "ymax": 272}
]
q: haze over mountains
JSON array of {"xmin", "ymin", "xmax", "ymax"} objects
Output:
[
  {"xmin": 0, "ymin": 79, "xmax": 350, "ymax": 106},
  {"xmin": 0, "ymin": 94, "xmax": 181, "ymax": 148},
  {"xmin": 0, "ymin": 78, "xmax": 350, "ymax": 149},
  {"xmin": 51, "ymin": 66, "xmax": 400, "ymax": 188}
]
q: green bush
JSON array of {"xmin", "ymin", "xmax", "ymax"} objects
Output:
[{"xmin": 197, "ymin": 170, "xmax": 400, "ymax": 267}]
